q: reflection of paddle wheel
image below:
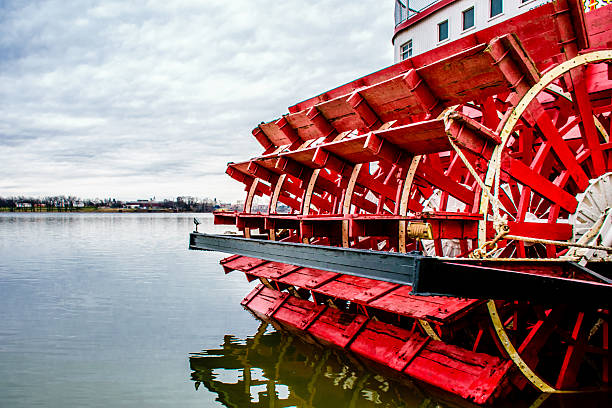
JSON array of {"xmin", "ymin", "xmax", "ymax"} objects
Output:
[
  {"xmin": 192, "ymin": 1, "xmax": 611, "ymax": 404},
  {"xmin": 189, "ymin": 321, "xmax": 481, "ymax": 408}
]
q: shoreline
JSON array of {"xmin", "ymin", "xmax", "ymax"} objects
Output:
[{"xmin": 0, "ymin": 207, "xmax": 214, "ymax": 213}]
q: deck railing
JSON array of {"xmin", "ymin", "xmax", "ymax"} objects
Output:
[{"xmin": 395, "ymin": 0, "xmax": 442, "ymax": 26}]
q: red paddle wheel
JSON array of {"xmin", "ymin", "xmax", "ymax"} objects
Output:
[{"xmin": 193, "ymin": 1, "xmax": 612, "ymax": 403}]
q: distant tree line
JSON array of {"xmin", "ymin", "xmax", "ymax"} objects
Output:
[
  {"xmin": 0, "ymin": 196, "xmax": 217, "ymax": 212},
  {"xmin": 0, "ymin": 195, "xmax": 86, "ymax": 211}
]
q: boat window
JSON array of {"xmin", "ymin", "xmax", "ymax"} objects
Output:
[
  {"xmin": 395, "ymin": 0, "xmax": 408, "ymax": 26},
  {"xmin": 490, "ymin": 0, "xmax": 503, "ymax": 17},
  {"xmin": 438, "ymin": 20, "xmax": 449, "ymax": 42},
  {"xmin": 463, "ymin": 7, "xmax": 475, "ymax": 30},
  {"xmin": 401, "ymin": 40, "xmax": 413, "ymax": 60}
]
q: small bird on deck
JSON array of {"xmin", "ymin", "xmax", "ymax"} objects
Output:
[{"xmin": 193, "ymin": 217, "xmax": 201, "ymax": 232}]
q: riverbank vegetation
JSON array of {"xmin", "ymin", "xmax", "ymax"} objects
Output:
[{"xmin": 0, "ymin": 196, "xmax": 220, "ymax": 213}]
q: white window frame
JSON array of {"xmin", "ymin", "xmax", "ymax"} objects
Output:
[
  {"xmin": 400, "ymin": 39, "xmax": 413, "ymax": 60},
  {"xmin": 462, "ymin": 6, "xmax": 475, "ymax": 31},
  {"xmin": 438, "ymin": 20, "xmax": 449, "ymax": 42},
  {"xmin": 490, "ymin": 0, "xmax": 503, "ymax": 18}
]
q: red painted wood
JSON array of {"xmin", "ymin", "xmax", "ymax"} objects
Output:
[
  {"xmin": 243, "ymin": 286, "xmax": 512, "ymax": 404},
  {"xmin": 352, "ymin": 281, "xmax": 400, "ymax": 303},
  {"xmin": 236, "ymin": 214, "xmax": 266, "ymax": 230},
  {"xmin": 315, "ymin": 274, "xmax": 391, "ymax": 302},
  {"xmin": 258, "ymin": 291, "xmax": 313, "ymax": 333},
  {"xmin": 404, "ymin": 69, "xmax": 443, "ymax": 116},
  {"xmin": 307, "ymin": 107, "xmax": 337, "ymax": 141},
  {"xmin": 405, "ymin": 341, "xmax": 511, "ymax": 404},
  {"xmin": 242, "ymin": 285, "xmax": 279, "ymax": 312},
  {"xmin": 247, "ymin": 161, "xmax": 281, "ymax": 185},
  {"xmin": 314, "ymin": 92, "xmax": 383, "ymax": 133},
  {"xmin": 368, "ymin": 285, "xmax": 481, "ymax": 322},
  {"xmin": 387, "ymin": 331, "xmax": 429, "ymax": 372},
  {"xmin": 306, "ymin": 305, "xmax": 366, "ymax": 349},
  {"xmin": 355, "ymin": 166, "xmax": 400, "ymax": 201},
  {"xmin": 586, "ymin": 5, "xmax": 612, "ymax": 49},
  {"xmin": 287, "ymin": 3, "xmax": 610, "ymax": 118},
  {"xmin": 586, "ymin": 63, "xmax": 612, "ymax": 96},
  {"xmin": 225, "ymin": 256, "xmax": 482, "ymax": 324},
  {"xmin": 279, "ymin": 145, "xmax": 318, "ymax": 168},
  {"xmin": 569, "ymin": 67, "xmax": 606, "ymax": 175},
  {"xmin": 283, "ymin": 109, "xmax": 335, "ymax": 142},
  {"xmin": 240, "ymin": 283, "xmax": 266, "ymax": 307},
  {"xmin": 358, "ymin": 73, "xmax": 425, "ymax": 123},
  {"xmin": 251, "ymin": 127, "xmax": 274, "ymax": 151},
  {"xmin": 263, "ymin": 215, "xmax": 301, "ymax": 230},
  {"xmin": 226, "ymin": 163, "xmax": 254, "ymax": 185},
  {"xmin": 276, "ymin": 155, "xmax": 345, "ymax": 197},
  {"xmin": 220, "ymin": 256, "xmax": 268, "ymax": 273},
  {"xmin": 224, "ymin": 213, "xmax": 481, "ymax": 241},
  {"xmin": 432, "ymin": 218, "xmax": 479, "ymax": 240},
  {"xmin": 300, "ymin": 219, "xmax": 343, "ymax": 241},
  {"xmin": 501, "ymin": 157, "xmax": 578, "ymax": 213},
  {"xmin": 504, "ymin": 221, "xmax": 573, "ymax": 241},
  {"xmin": 417, "ymin": 44, "xmax": 508, "ymax": 106},
  {"xmin": 349, "ymin": 319, "xmax": 420, "ymax": 369},
  {"xmin": 445, "ymin": 113, "xmax": 500, "ymax": 159},
  {"xmin": 316, "ymin": 96, "xmax": 366, "ymax": 133},
  {"xmin": 259, "ymin": 116, "xmax": 300, "ymax": 147},
  {"xmin": 311, "ymin": 147, "xmax": 354, "ymax": 175},
  {"xmin": 337, "ymin": 314, "xmax": 369, "ymax": 348},
  {"xmin": 349, "ymin": 217, "xmax": 479, "ymax": 239},
  {"xmin": 347, "ymin": 91, "xmax": 382, "ymax": 130},
  {"xmin": 516, "ymin": 308, "xmax": 564, "ymax": 368},
  {"xmin": 532, "ymin": 110, "xmax": 590, "ymax": 190},
  {"xmin": 213, "ymin": 211, "xmax": 237, "ymax": 225},
  {"xmin": 417, "ymin": 159, "xmax": 475, "ymax": 206},
  {"xmin": 374, "ymin": 119, "xmax": 449, "ymax": 154},
  {"xmin": 246, "ymin": 262, "xmax": 301, "ymax": 280},
  {"xmin": 279, "ymin": 268, "xmax": 340, "ymax": 290},
  {"xmin": 266, "ymin": 291, "xmax": 291, "ymax": 317},
  {"xmin": 252, "ymin": 156, "xmax": 287, "ymax": 175},
  {"xmin": 219, "ymin": 254, "xmax": 241, "ymax": 264},
  {"xmin": 310, "ymin": 134, "xmax": 408, "ymax": 170},
  {"xmin": 298, "ymin": 303, "xmax": 327, "ymax": 330},
  {"xmin": 314, "ymin": 2, "xmax": 609, "ymax": 113},
  {"xmin": 556, "ymin": 312, "xmax": 587, "ymax": 389}
]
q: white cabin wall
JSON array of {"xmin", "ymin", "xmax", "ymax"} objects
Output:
[{"xmin": 393, "ymin": 0, "xmax": 552, "ymax": 62}]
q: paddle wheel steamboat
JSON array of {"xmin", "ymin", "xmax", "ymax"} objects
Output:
[{"xmin": 190, "ymin": 0, "xmax": 612, "ymax": 403}]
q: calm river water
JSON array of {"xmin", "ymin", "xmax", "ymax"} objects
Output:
[{"xmin": 0, "ymin": 213, "xmax": 607, "ymax": 407}]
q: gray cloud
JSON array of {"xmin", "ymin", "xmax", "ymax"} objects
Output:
[{"xmin": 0, "ymin": 0, "xmax": 394, "ymax": 201}]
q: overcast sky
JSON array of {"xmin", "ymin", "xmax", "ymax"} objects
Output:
[{"xmin": 1, "ymin": 0, "xmax": 395, "ymax": 202}]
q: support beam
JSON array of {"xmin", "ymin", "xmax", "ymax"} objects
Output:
[
  {"xmin": 189, "ymin": 233, "xmax": 611, "ymax": 305},
  {"xmin": 191, "ymin": 232, "xmax": 423, "ymax": 285}
]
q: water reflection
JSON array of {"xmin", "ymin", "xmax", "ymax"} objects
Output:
[
  {"xmin": 189, "ymin": 320, "xmax": 477, "ymax": 408},
  {"xmin": 190, "ymin": 320, "xmax": 611, "ymax": 408}
]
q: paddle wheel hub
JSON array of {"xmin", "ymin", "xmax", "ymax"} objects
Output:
[{"xmin": 570, "ymin": 172, "xmax": 612, "ymax": 261}]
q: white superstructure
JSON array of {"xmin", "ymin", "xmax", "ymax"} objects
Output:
[{"xmin": 393, "ymin": 0, "xmax": 552, "ymax": 62}]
